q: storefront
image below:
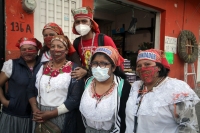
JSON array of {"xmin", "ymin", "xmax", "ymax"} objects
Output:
[
  {"xmin": 92, "ymin": 0, "xmax": 200, "ymax": 88},
  {"xmin": 3, "ymin": 0, "xmax": 200, "ymax": 88}
]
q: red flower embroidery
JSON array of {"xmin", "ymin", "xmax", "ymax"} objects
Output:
[
  {"xmin": 43, "ymin": 66, "xmax": 51, "ymax": 75},
  {"xmin": 62, "ymin": 65, "xmax": 72, "ymax": 73},
  {"xmin": 43, "ymin": 61, "xmax": 73, "ymax": 77},
  {"xmin": 50, "ymin": 70, "xmax": 59, "ymax": 77}
]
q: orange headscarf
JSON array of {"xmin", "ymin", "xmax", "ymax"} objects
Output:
[
  {"xmin": 71, "ymin": 6, "xmax": 100, "ymax": 35},
  {"xmin": 93, "ymin": 46, "xmax": 124, "ymax": 69}
]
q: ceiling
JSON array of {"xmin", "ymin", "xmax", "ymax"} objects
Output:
[
  {"xmin": 94, "ymin": 0, "xmax": 158, "ymax": 15},
  {"xmin": 94, "ymin": 0, "xmax": 132, "ymax": 15}
]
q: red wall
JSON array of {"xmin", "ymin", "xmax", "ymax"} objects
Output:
[
  {"xmin": 82, "ymin": 0, "xmax": 94, "ymax": 8},
  {"xmin": 5, "ymin": 0, "xmax": 34, "ymax": 60},
  {"xmin": 5, "ymin": 0, "xmax": 92, "ymax": 59},
  {"xmin": 128, "ymin": 0, "xmax": 200, "ymax": 88}
]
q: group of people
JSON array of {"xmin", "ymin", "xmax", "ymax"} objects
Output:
[{"xmin": 0, "ymin": 6, "xmax": 199, "ymax": 133}]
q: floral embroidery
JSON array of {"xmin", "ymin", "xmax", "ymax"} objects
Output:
[{"xmin": 43, "ymin": 62, "xmax": 72, "ymax": 77}]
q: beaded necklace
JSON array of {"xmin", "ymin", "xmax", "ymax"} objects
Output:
[
  {"xmin": 138, "ymin": 77, "xmax": 165, "ymax": 94},
  {"xmin": 46, "ymin": 60, "xmax": 67, "ymax": 93},
  {"xmin": 136, "ymin": 77, "xmax": 165, "ymax": 111},
  {"xmin": 92, "ymin": 80, "xmax": 115, "ymax": 108},
  {"xmin": 80, "ymin": 32, "xmax": 95, "ymax": 56}
]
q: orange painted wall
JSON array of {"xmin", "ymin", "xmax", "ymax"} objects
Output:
[
  {"xmin": 82, "ymin": 0, "xmax": 94, "ymax": 9},
  {"xmin": 5, "ymin": 0, "xmax": 34, "ymax": 60},
  {"xmin": 127, "ymin": 0, "xmax": 200, "ymax": 88}
]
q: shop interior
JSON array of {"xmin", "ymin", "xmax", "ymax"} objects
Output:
[{"xmin": 94, "ymin": 0, "xmax": 157, "ymax": 83}]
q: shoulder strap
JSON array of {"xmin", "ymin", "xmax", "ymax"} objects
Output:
[
  {"xmin": 118, "ymin": 78, "xmax": 124, "ymax": 97},
  {"xmin": 73, "ymin": 37, "xmax": 81, "ymax": 56},
  {"xmin": 84, "ymin": 76, "xmax": 94, "ymax": 89},
  {"xmin": 98, "ymin": 33, "xmax": 105, "ymax": 46}
]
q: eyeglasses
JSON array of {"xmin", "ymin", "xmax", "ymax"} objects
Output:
[{"xmin": 90, "ymin": 61, "xmax": 111, "ymax": 68}]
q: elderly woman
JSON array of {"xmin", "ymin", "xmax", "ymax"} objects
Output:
[
  {"xmin": 79, "ymin": 46, "xmax": 131, "ymax": 133},
  {"xmin": 125, "ymin": 49, "xmax": 200, "ymax": 133},
  {"xmin": 0, "ymin": 37, "xmax": 42, "ymax": 133},
  {"xmin": 40, "ymin": 22, "xmax": 81, "ymax": 66},
  {"xmin": 29, "ymin": 35, "xmax": 84, "ymax": 133}
]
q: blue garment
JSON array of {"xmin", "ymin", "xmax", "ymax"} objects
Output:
[{"xmin": 3, "ymin": 57, "xmax": 41, "ymax": 118}]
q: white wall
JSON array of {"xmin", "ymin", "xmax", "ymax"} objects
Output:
[{"xmin": 34, "ymin": 0, "xmax": 81, "ymax": 43}]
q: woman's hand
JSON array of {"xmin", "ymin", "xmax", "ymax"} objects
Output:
[
  {"xmin": 33, "ymin": 109, "xmax": 58, "ymax": 122},
  {"xmin": 71, "ymin": 67, "xmax": 87, "ymax": 80},
  {"xmin": 0, "ymin": 98, "xmax": 9, "ymax": 108}
]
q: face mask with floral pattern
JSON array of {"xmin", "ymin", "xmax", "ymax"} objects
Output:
[{"xmin": 137, "ymin": 66, "xmax": 159, "ymax": 83}]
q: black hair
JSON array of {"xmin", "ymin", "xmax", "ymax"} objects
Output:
[
  {"xmin": 38, "ymin": 45, "xmax": 49, "ymax": 58},
  {"xmin": 90, "ymin": 52, "xmax": 127, "ymax": 79},
  {"xmin": 156, "ymin": 62, "xmax": 170, "ymax": 77}
]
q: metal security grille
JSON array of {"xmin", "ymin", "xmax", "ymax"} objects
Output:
[{"xmin": 34, "ymin": 0, "xmax": 81, "ymax": 43}]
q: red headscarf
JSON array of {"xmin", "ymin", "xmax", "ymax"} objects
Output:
[
  {"xmin": 137, "ymin": 49, "xmax": 170, "ymax": 70},
  {"xmin": 16, "ymin": 37, "xmax": 42, "ymax": 50},
  {"xmin": 43, "ymin": 22, "xmax": 76, "ymax": 54},
  {"xmin": 43, "ymin": 22, "xmax": 64, "ymax": 35},
  {"xmin": 71, "ymin": 6, "xmax": 100, "ymax": 35}
]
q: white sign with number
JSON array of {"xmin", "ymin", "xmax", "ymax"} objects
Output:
[{"xmin": 164, "ymin": 36, "xmax": 177, "ymax": 54}]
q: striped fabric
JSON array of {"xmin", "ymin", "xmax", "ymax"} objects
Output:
[{"xmin": 0, "ymin": 112, "xmax": 32, "ymax": 133}]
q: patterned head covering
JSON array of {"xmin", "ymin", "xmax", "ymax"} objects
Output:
[
  {"xmin": 93, "ymin": 46, "xmax": 124, "ymax": 69},
  {"xmin": 51, "ymin": 35, "xmax": 70, "ymax": 48},
  {"xmin": 137, "ymin": 49, "xmax": 170, "ymax": 69},
  {"xmin": 71, "ymin": 6, "xmax": 100, "ymax": 35},
  {"xmin": 43, "ymin": 22, "xmax": 64, "ymax": 35},
  {"xmin": 16, "ymin": 37, "xmax": 42, "ymax": 50}
]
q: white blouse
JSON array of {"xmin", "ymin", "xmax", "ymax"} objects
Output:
[
  {"xmin": 35, "ymin": 64, "xmax": 71, "ymax": 107},
  {"xmin": 1, "ymin": 59, "xmax": 13, "ymax": 78},
  {"xmin": 41, "ymin": 52, "xmax": 51, "ymax": 63},
  {"xmin": 79, "ymin": 77, "xmax": 120, "ymax": 130},
  {"xmin": 125, "ymin": 77, "xmax": 200, "ymax": 133}
]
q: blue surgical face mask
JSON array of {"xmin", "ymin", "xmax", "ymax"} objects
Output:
[{"xmin": 91, "ymin": 66, "xmax": 110, "ymax": 82}]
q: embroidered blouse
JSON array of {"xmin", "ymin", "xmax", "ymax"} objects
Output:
[
  {"xmin": 80, "ymin": 78, "xmax": 117, "ymax": 130},
  {"xmin": 125, "ymin": 77, "xmax": 200, "ymax": 133},
  {"xmin": 35, "ymin": 61, "xmax": 72, "ymax": 106}
]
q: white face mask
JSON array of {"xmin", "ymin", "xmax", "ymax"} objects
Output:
[
  {"xmin": 75, "ymin": 24, "xmax": 91, "ymax": 36},
  {"xmin": 92, "ymin": 66, "xmax": 110, "ymax": 82}
]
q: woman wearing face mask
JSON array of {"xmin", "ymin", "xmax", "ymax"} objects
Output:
[
  {"xmin": 29, "ymin": 35, "xmax": 84, "ymax": 133},
  {"xmin": 71, "ymin": 7, "xmax": 119, "ymax": 80},
  {"xmin": 40, "ymin": 22, "xmax": 81, "ymax": 66},
  {"xmin": 0, "ymin": 37, "xmax": 42, "ymax": 133},
  {"xmin": 79, "ymin": 46, "xmax": 131, "ymax": 133},
  {"xmin": 125, "ymin": 49, "xmax": 200, "ymax": 133}
]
